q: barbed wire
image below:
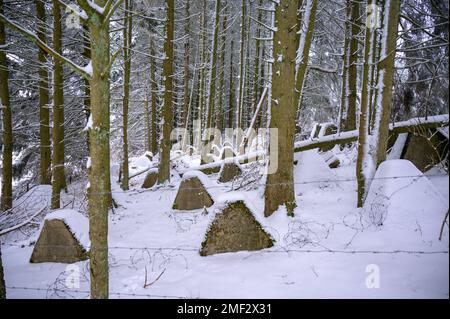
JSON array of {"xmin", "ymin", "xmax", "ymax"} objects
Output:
[
  {"xmin": 1, "ymin": 173, "xmax": 448, "ymax": 198},
  {"xmin": 1, "ymin": 242, "xmax": 448, "ymax": 255},
  {"xmin": 4, "ymin": 286, "xmax": 190, "ymax": 299}
]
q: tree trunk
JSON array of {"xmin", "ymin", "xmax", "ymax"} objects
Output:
[
  {"xmin": 158, "ymin": 0, "xmax": 174, "ymax": 184},
  {"xmin": 228, "ymin": 37, "xmax": 235, "ymax": 132},
  {"xmin": 51, "ymin": 0, "xmax": 66, "ymax": 209},
  {"xmin": 149, "ymin": 38, "xmax": 158, "ymax": 155},
  {"xmin": 83, "ymin": 23, "xmax": 91, "ymax": 153},
  {"xmin": 35, "ymin": 0, "xmax": 51, "ymax": 185},
  {"xmin": 216, "ymin": 4, "xmax": 228, "ymax": 134},
  {"xmin": 181, "ymin": 0, "xmax": 190, "ymax": 129},
  {"xmin": 236, "ymin": 0, "xmax": 246, "ymax": 147},
  {"xmin": 121, "ymin": 0, "xmax": 132, "ymax": 191},
  {"xmin": 373, "ymin": 0, "xmax": 400, "ymax": 166},
  {"xmin": 201, "ymin": 0, "xmax": 221, "ymax": 164},
  {"xmin": 0, "ymin": 0, "xmax": 12, "ymax": 212},
  {"xmin": 0, "ymin": 245, "xmax": 5, "ymax": 299},
  {"xmin": 345, "ymin": 0, "xmax": 360, "ymax": 132},
  {"xmin": 264, "ymin": 0, "xmax": 299, "ymax": 217},
  {"xmin": 356, "ymin": 0, "xmax": 374, "ymax": 207},
  {"xmin": 85, "ymin": 0, "xmax": 112, "ymax": 299},
  {"xmin": 294, "ymin": 0, "xmax": 318, "ymax": 129}
]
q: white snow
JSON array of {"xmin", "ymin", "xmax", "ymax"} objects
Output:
[
  {"xmin": 387, "ymin": 133, "xmax": 408, "ymax": 160},
  {"xmin": 44, "ymin": 209, "xmax": 90, "ymax": 250},
  {"xmin": 2, "ymin": 153, "xmax": 448, "ymax": 299}
]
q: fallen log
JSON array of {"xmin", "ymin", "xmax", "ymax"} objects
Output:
[{"xmin": 294, "ymin": 114, "xmax": 448, "ymax": 153}]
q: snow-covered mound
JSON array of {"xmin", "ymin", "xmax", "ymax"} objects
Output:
[
  {"xmin": 44, "ymin": 209, "xmax": 90, "ymax": 250},
  {"xmin": 294, "ymin": 150, "xmax": 337, "ymax": 193},
  {"xmin": 362, "ymin": 160, "xmax": 448, "ymax": 247}
]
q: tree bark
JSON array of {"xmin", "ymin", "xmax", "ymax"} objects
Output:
[
  {"xmin": 36, "ymin": 0, "xmax": 51, "ymax": 185},
  {"xmin": 149, "ymin": 37, "xmax": 158, "ymax": 155},
  {"xmin": 264, "ymin": 0, "xmax": 299, "ymax": 217},
  {"xmin": 181, "ymin": 0, "xmax": 190, "ymax": 129},
  {"xmin": 236, "ymin": 0, "xmax": 246, "ymax": 147},
  {"xmin": 51, "ymin": 0, "xmax": 66, "ymax": 209},
  {"xmin": 0, "ymin": 245, "xmax": 5, "ymax": 299},
  {"xmin": 158, "ymin": 0, "xmax": 174, "ymax": 184},
  {"xmin": 294, "ymin": 0, "xmax": 318, "ymax": 130},
  {"xmin": 216, "ymin": 3, "xmax": 228, "ymax": 134},
  {"xmin": 0, "ymin": 0, "xmax": 12, "ymax": 212},
  {"xmin": 121, "ymin": 0, "xmax": 132, "ymax": 191}
]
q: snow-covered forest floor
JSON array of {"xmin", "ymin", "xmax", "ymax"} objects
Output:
[{"xmin": 1, "ymin": 148, "xmax": 448, "ymax": 299}]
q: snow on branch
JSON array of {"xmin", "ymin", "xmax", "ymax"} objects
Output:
[{"xmin": 0, "ymin": 14, "xmax": 91, "ymax": 80}]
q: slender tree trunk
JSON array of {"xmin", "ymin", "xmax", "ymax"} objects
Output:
[
  {"xmin": 227, "ymin": 37, "xmax": 235, "ymax": 132},
  {"xmin": 121, "ymin": 0, "xmax": 132, "ymax": 191},
  {"xmin": 345, "ymin": 0, "xmax": 360, "ymax": 131},
  {"xmin": 197, "ymin": 0, "xmax": 207, "ymax": 149},
  {"xmin": 236, "ymin": 0, "xmax": 246, "ymax": 147},
  {"xmin": 252, "ymin": 0, "xmax": 264, "ymax": 130},
  {"xmin": 0, "ymin": 245, "xmax": 5, "ymax": 299},
  {"xmin": 35, "ymin": 0, "xmax": 51, "ymax": 185},
  {"xmin": 158, "ymin": 0, "xmax": 174, "ymax": 184},
  {"xmin": 216, "ymin": 4, "xmax": 227, "ymax": 134},
  {"xmin": 144, "ymin": 96, "xmax": 151, "ymax": 152},
  {"xmin": 83, "ymin": 23, "xmax": 91, "ymax": 152},
  {"xmin": 294, "ymin": 0, "xmax": 318, "ymax": 130},
  {"xmin": 181, "ymin": 0, "xmax": 190, "ymax": 129},
  {"xmin": 373, "ymin": 0, "xmax": 400, "ymax": 166},
  {"xmin": 51, "ymin": 0, "xmax": 66, "ymax": 209},
  {"xmin": 201, "ymin": 0, "xmax": 221, "ymax": 164},
  {"xmin": 149, "ymin": 38, "xmax": 158, "ymax": 155},
  {"xmin": 264, "ymin": 0, "xmax": 299, "ymax": 217},
  {"xmin": 356, "ymin": 0, "xmax": 374, "ymax": 207},
  {"xmin": 0, "ymin": 0, "xmax": 12, "ymax": 212}
]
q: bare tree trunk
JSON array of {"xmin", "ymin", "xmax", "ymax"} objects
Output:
[
  {"xmin": 201, "ymin": 0, "xmax": 221, "ymax": 164},
  {"xmin": 35, "ymin": 0, "xmax": 51, "ymax": 185},
  {"xmin": 149, "ymin": 38, "xmax": 158, "ymax": 155},
  {"xmin": 356, "ymin": 0, "xmax": 374, "ymax": 207},
  {"xmin": 51, "ymin": 0, "xmax": 66, "ymax": 209},
  {"xmin": 197, "ymin": 0, "xmax": 207, "ymax": 150},
  {"xmin": 373, "ymin": 0, "xmax": 400, "ymax": 166},
  {"xmin": 158, "ymin": 0, "xmax": 174, "ymax": 184},
  {"xmin": 216, "ymin": 4, "xmax": 228, "ymax": 134},
  {"xmin": 264, "ymin": 0, "xmax": 299, "ymax": 217},
  {"xmin": 121, "ymin": 0, "xmax": 132, "ymax": 191},
  {"xmin": 83, "ymin": 23, "xmax": 91, "ymax": 153},
  {"xmin": 0, "ymin": 0, "xmax": 12, "ymax": 212},
  {"xmin": 294, "ymin": 0, "xmax": 318, "ymax": 130},
  {"xmin": 0, "ymin": 245, "xmax": 5, "ymax": 299},
  {"xmin": 84, "ymin": 0, "xmax": 112, "ymax": 299},
  {"xmin": 181, "ymin": 0, "xmax": 190, "ymax": 129},
  {"xmin": 228, "ymin": 37, "xmax": 235, "ymax": 132},
  {"xmin": 236, "ymin": 0, "xmax": 246, "ymax": 147},
  {"xmin": 345, "ymin": 0, "xmax": 360, "ymax": 131}
]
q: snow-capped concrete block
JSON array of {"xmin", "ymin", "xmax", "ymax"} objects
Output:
[
  {"xmin": 30, "ymin": 209, "xmax": 89, "ymax": 263},
  {"xmin": 200, "ymin": 196, "xmax": 274, "ymax": 256},
  {"xmin": 218, "ymin": 161, "xmax": 242, "ymax": 183},
  {"xmin": 172, "ymin": 171, "xmax": 214, "ymax": 211},
  {"xmin": 142, "ymin": 168, "xmax": 158, "ymax": 189}
]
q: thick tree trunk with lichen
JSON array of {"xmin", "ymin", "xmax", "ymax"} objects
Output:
[
  {"xmin": 0, "ymin": 0, "xmax": 12, "ymax": 212},
  {"xmin": 158, "ymin": 0, "xmax": 174, "ymax": 184},
  {"xmin": 121, "ymin": 0, "xmax": 132, "ymax": 191},
  {"xmin": 264, "ymin": 0, "xmax": 299, "ymax": 218},
  {"xmin": 36, "ymin": 0, "xmax": 51, "ymax": 185},
  {"xmin": 51, "ymin": 0, "xmax": 66, "ymax": 209},
  {"xmin": 84, "ymin": 0, "xmax": 111, "ymax": 299}
]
